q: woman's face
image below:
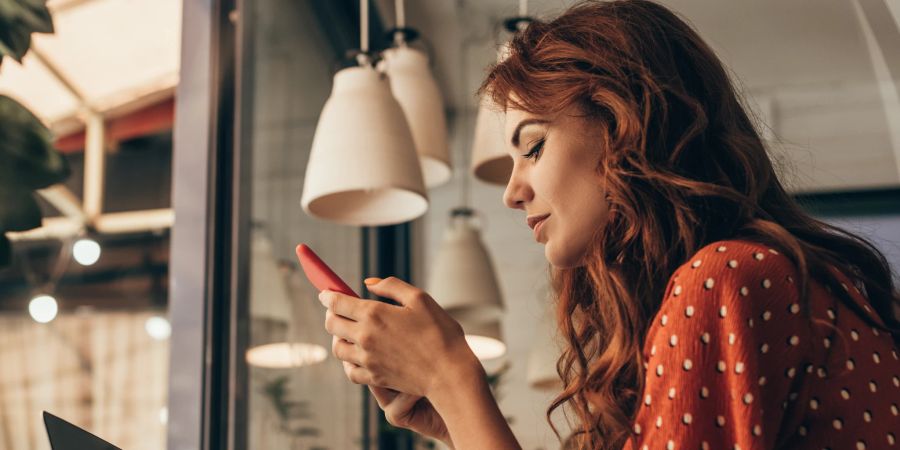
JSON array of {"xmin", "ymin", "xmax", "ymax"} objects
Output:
[{"xmin": 502, "ymin": 103, "xmax": 610, "ymax": 269}]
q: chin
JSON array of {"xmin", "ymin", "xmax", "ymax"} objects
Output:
[{"xmin": 545, "ymin": 242, "xmax": 585, "ymax": 269}]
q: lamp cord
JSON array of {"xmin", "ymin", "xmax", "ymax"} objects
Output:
[
  {"xmin": 19, "ymin": 236, "xmax": 73, "ymax": 295},
  {"xmin": 456, "ymin": 0, "xmax": 495, "ymax": 211},
  {"xmin": 360, "ymin": 0, "xmax": 369, "ymax": 53},
  {"xmin": 395, "ymin": 0, "xmax": 405, "ymax": 29},
  {"xmin": 458, "ymin": 2, "xmax": 475, "ymax": 209}
]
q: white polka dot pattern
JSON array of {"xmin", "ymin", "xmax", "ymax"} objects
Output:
[{"xmin": 623, "ymin": 240, "xmax": 900, "ymax": 450}]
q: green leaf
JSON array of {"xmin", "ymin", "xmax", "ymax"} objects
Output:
[
  {"xmin": 0, "ymin": 234, "xmax": 10, "ymax": 266},
  {"xmin": 0, "ymin": 186, "xmax": 42, "ymax": 232},
  {"xmin": 0, "ymin": 20, "xmax": 32, "ymax": 62},
  {"xmin": 17, "ymin": 0, "xmax": 54, "ymax": 33},
  {"xmin": 0, "ymin": 95, "xmax": 70, "ymax": 190},
  {"xmin": 0, "ymin": 0, "xmax": 53, "ymax": 63}
]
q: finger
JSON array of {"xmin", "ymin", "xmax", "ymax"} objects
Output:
[
  {"xmin": 369, "ymin": 385, "xmax": 400, "ymax": 408},
  {"xmin": 383, "ymin": 393, "xmax": 426, "ymax": 429},
  {"xmin": 332, "ymin": 335, "xmax": 366, "ymax": 366},
  {"xmin": 324, "ymin": 309, "xmax": 361, "ymax": 343},
  {"xmin": 319, "ymin": 290, "xmax": 373, "ymax": 321},
  {"xmin": 363, "ymin": 276, "xmax": 422, "ymax": 307}
]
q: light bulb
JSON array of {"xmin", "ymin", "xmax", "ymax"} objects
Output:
[
  {"xmin": 159, "ymin": 407, "xmax": 168, "ymax": 425},
  {"xmin": 73, "ymin": 238, "xmax": 101, "ymax": 266},
  {"xmin": 145, "ymin": 316, "xmax": 171, "ymax": 340},
  {"xmin": 29, "ymin": 295, "xmax": 58, "ymax": 323},
  {"xmin": 465, "ymin": 334, "xmax": 506, "ymax": 360}
]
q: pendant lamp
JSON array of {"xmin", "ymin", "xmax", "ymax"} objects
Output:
[
  {"xmin": 246, "ymin": 229, "xmax": 328, "ymax": 368},
  {"xmin": 427, "ymin": 21, "xmax": 508, "ymax": 360},
  {"xmin": 470, "ymin": 12, "xmax": 533, "ymax": 186},
  {"xmin": 470, "ymin": 97, "xmax": 512, "ymax": 185},
  {"xmin": 427, "ymin": 208, "xmax": 505, "ymax": 324},
  {"xmin": 380, "ymin": 0, "xmax": 452, "ymax": 188},
  {"xmin": 301, "ymin": 0, "xmax": 427, "ymax": 226}
]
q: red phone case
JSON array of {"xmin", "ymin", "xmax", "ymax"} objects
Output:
[{"xmin": 295, "ymin": 244, "xmax": 359, "ymax": 297}]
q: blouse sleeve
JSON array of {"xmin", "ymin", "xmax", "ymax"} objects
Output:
[{"xmin": 629, "ymin": 243, "xmax": 811, "ymax": 450}]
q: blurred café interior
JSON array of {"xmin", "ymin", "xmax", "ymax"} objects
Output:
[{"xmin": 0, "ymin": 0, "xmax": 898, "ymax": 449}]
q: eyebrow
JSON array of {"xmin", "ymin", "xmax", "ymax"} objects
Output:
[{"xmin": 510, "ymin": 118, "xmax": 550, "ymax": 148}]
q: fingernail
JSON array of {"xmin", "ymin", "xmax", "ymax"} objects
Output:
[
  {"xmin": 364, "ymin": 277, "xmax": 382, "ymax": 285},
  {"xmin": 318, "ymin": 291, "xmax": 327, "ymax": 303}
]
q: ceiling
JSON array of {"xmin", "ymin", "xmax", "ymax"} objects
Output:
[{"xmin": 0, "ymin": 0, "xmax": 182, "ymax": 135}]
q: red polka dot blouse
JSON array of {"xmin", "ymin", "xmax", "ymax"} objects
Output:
[{"xmin": 623, "ymin": 240, "xmax": 899, "ymax": 450}]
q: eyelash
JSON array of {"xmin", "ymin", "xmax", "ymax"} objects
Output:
[{"xmin": 521, "ymin": 139, "xmax": 545, "ymax": 161}]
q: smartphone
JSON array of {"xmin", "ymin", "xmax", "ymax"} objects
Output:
[{"xmin": 295, "ymin": 244, "xmax": 359, "ymax": 298}]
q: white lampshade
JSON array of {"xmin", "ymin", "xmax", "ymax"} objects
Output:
[
  {"xmin": 381, "ymin": 46, "xmax": 452, "ymax": 188},
  {"xmin": 246, "ymin": 229, "xmax": 327, "ymax": 368},
  {"xmin": 302, "ymin": 65, "xmax": 428, "ymax": 226},
  {"xmin": 463, "ymin": 320, "xmax": 506, "ymax": 361},
  {"xmin": 470, "ymin": 98, "xmax": 512, "ymax": 185},
  {"xmin": 427, "ymin": 208, "xmax": 504, "ymax": 324},
  {"xmin": 526, "ymin": 311, "xmax": 564, "ymax": 391},
  {"xmin": 471, "ymin": 44, "xmax": 513, "ymax": 186}
]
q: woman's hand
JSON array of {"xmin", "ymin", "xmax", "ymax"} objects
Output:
[
  {"xmin": 321, "ymin": 277, "xmax": 520, "ymax": 450},
  {"xmin": 318, "ymin": 276, "xmax": 481, "ymax": 398},
  {"xmin": 337, "ymin": 354, "xmax": 454, "ymax": 446}
]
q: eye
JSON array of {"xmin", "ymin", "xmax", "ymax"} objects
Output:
[{"xmin": 521, "ymin": 138, "xmax": 545, "ymax": 161}]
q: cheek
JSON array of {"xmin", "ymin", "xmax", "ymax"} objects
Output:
[
  {"xmin": 551, "ymin": 188, "xmax": 607, "ymax": 263},
  {"xmin": 532, "ymin": 162, "xmax": 567, "ymax": 205}
]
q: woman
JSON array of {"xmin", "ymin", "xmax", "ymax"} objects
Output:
[{"xmin": 316, "ymin": 1, "xmax": 900, "ymax": 448}]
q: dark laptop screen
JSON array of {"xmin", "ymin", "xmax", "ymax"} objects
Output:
[{"xmin": 43, "ymin": 411, "xmax": 122, "ymax": 450}]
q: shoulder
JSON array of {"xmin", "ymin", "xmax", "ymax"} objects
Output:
[
  {"xmin": 667, "ymin": 239, "xmax": 799, "ymax": 301},
  {"xmin": 650, "ymin": 239, "xmax": 803, "ymax": 336},
  {"xmin": 635, "ymin": 241, "xmax": 814, "ymax": 450}
]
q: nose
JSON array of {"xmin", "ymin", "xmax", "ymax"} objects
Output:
[{"xmin": 502, "ymin": 166, "xmax": 532, "ymax": 210}]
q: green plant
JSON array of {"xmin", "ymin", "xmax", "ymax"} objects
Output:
[{"xmin": 0, "ymin": 0, "xmax": 70, "ymax": 266}]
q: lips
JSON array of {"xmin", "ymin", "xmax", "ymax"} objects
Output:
[
  {"xmin": 526, "ymin": 214, "xmax": 550, "ymax": 230},
  {"xmin": 532, "ymin": 217, "xmax": 548, "ymax": 241}
]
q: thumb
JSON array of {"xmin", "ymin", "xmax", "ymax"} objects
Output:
[{"xmin": 363, "ymin": 276, "xmax": 420, "ymax": 306}]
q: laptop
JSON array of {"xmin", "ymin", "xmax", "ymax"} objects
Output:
[{"xmin": 43, "ymin": 411, "xmax": 122, "ymax": 450}]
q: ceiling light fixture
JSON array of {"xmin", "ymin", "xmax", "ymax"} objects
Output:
[
  {"xmin": 72, "ymin": 237, "xmax": 101, "ymax": 266},
  {"xmin": 301, "ymin": 0, "xmax": 427, "ymax": 226},
  {"xmin": 245, "ymin": 228, "xmax": 327, "ymax": 369},
  {"xmin": 471, "ymin": 1, "xmax": 533, "ymax": 185},
  {"xmin": 380, "ymin": 0, "xmax": 452, "ymax": 188},
  {"xmin": 29, "ymin": 294, "xmax": 58, "ymax": 323}
]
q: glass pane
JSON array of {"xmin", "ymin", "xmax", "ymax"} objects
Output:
[
  {"xmin": 0, "ymin": 132, "xmax": 172, "ymax": 450},
  {"xmin": 243, "ymin": 0, "xmax": 363, "ymax": 449},
  {"xmin": 0, "ymin": 1, "xmax": 177, "ymax": 446}
]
